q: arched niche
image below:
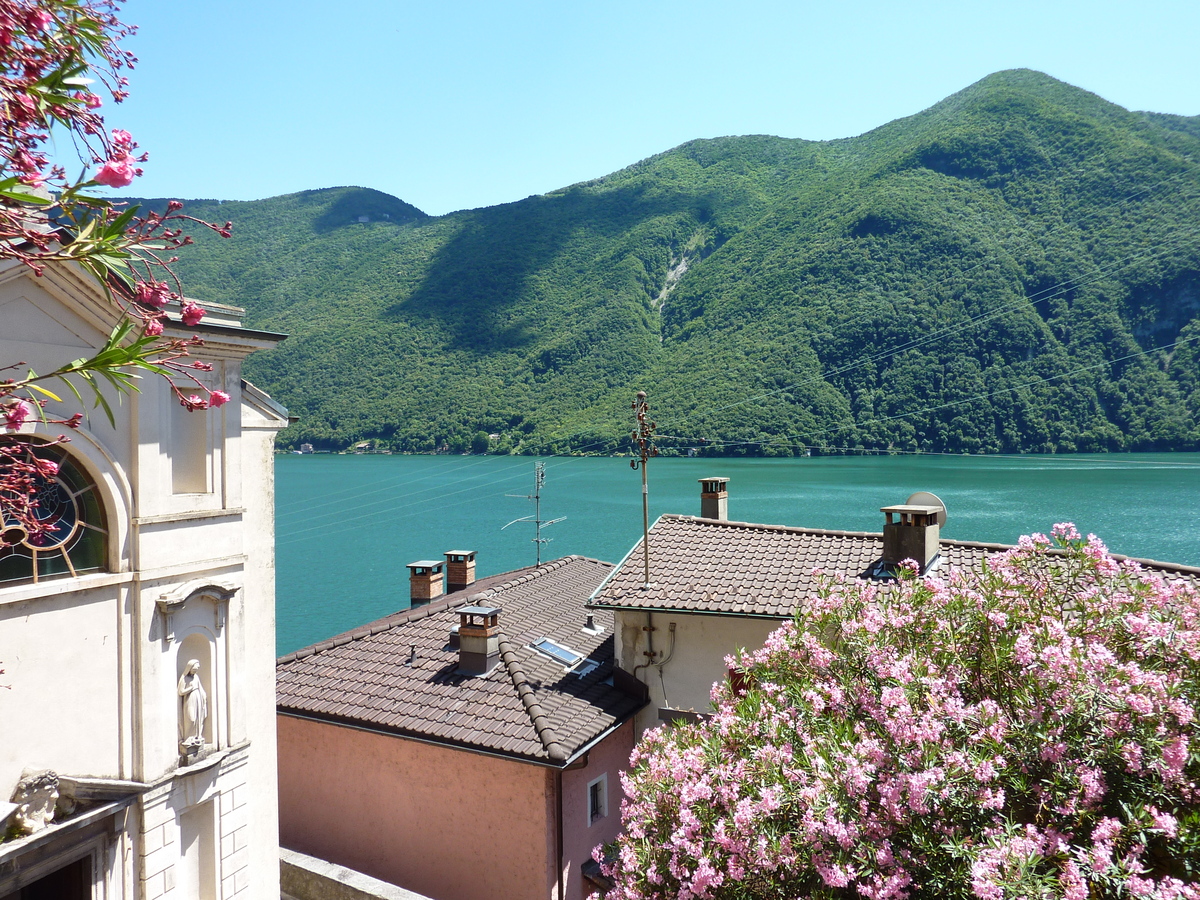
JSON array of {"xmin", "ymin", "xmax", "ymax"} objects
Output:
[{"xmin": 156, "ymin": 582, "xmax": 238, "ymax": 754}]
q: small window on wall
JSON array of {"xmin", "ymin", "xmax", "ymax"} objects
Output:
[
  {"xmin": 0, "ymin": 443, "xmax": 108, "ymax": 585},
  {"xmin": 587, "ymin": 773, "xmax": 608, "ymax": 826},
  {"xmin": 171, "ymin": 393, "xmax": 210, "ymax": 494}
]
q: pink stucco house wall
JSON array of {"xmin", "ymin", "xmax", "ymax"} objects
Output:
[{"xmin": 277, "ymin": 556, "xmax": 643, "ymax": 900}]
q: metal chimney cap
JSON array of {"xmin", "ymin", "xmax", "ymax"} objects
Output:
[
  {"xmin": 457, "ymin": 605, "xmax": 501, "ymax": 617},
  {"xmin": 697, "ymin": 477, "xmax": 729, "ymax": 485}
]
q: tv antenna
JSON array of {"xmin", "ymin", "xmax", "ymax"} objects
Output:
[{"xmin": 503, "ymin": 462, "xmax": 565, "ymax": 567}]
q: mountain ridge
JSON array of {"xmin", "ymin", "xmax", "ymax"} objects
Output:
[{"xmin": 144, "ymin": 69, "xmax": 1200, "ymax": 455}]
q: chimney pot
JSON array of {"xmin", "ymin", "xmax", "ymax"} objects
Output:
[
  {"xmin": 698, "ymin": 477, "xmax": 729, "ymax": 520},
  {"xmin": 880, "ymin": 503, "xmax": 942, "ymax": 572},
  {"xmin": 456, "ymin": 605, "xmax": 501, "ymax": 676},
  {"xmin": 444, "ymin": 550, "xmax": 477, "ymax": 592},
  {"xmin": 407, "ymin": 560, "xmax": 445, "ymax": 606}
]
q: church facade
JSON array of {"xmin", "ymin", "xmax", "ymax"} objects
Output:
[{"xmin": 0, "ymin": 254, "xmax": 288, "ymax": 900}]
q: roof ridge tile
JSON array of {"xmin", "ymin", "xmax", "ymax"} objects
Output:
[{"xmin": 497, "ymin": 633, "xmax": 568, "ymax": 762}]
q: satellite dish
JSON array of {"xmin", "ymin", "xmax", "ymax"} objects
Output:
[{"xmin": 907, "ymin": 491, "xmax": 947, "ymax": 528}]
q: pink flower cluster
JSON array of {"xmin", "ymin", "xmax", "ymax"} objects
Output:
[
  {"xmin": 93, "ymin": 128, "xmax": 142, "ymax": 188},
  {"xmin": 3, "ymin": 398, "xmax": 35, "ymax": 429},
  {"xmin": 178, "ymin": 389, "xmax": 229, "ymax": 411},
  {"xmin": 599, "ymin": 529, "xmax": 1200, "ymax": 900}
]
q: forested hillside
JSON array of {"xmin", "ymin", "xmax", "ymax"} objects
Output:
[{"xmin": 138, "ymin": 69, "xmax": 1200, "ymax": 455}]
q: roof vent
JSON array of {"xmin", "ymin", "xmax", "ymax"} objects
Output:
[
  {"xmin": 407, "ymin": 560, "xmax": 445, "ymax": 607},
  {"xmin": 880, "ymin": 491, "xmax": 946, "ymax": 573},
  {"xmin": 456, "ymin": 605, "xmax": 501, "ymax": 676},
  {"xmin": 444, "ymin": 550, "xmax": 477, "ymax": 592},
  {"xmin": 698, "ymin": 477, "xmax": 729, "ymax": 520}
]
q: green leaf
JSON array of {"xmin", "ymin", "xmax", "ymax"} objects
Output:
[{"xmin": 27, "ymin": 384, "xmax": 62, "ymax": 402}]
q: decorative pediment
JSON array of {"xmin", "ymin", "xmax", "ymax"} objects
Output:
[{"xmin": 156, "ymin": 582, "xmax": 239, "ymax": 644}]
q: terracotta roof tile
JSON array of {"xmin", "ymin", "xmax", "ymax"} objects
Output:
[
  {"xmin": 589, "ymin": 515, "xmax": 1198, "ymax": 617},
  {"xmin": 278, "ymin": 556, "xmax": 644, "ymax": 764}
]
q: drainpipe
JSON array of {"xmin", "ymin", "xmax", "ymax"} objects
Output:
[{"xmin": 556, "ymin": 767, "xmax": 565, "ymax": 900}]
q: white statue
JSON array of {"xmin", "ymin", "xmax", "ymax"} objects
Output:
[{"xmin": 178, "ymin": 659, "xmax": 208, "ymax": 754}]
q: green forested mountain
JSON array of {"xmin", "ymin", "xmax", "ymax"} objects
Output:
[{"xmin": 137, "ymin": 69, "xmax": 1200, "ymax": 455}]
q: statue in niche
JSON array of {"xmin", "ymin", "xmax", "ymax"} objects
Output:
[{"xmin": 178, "ymin": 659, "xmax": 208, "ymax": 755}]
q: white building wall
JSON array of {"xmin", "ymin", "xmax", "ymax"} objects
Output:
[
  {"xmin": 613, "ymin": 609, "xmax": 783, "ymax": 736},
  {"xmin": 0, "ymin": 257, "xmax": 286, "ymax": 900}
]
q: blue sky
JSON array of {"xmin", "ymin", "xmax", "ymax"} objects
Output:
[{"xmin": 115, "ymin": 0, "xmax": 1199, "ymax": 216}]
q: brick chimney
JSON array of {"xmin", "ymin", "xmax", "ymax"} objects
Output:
[
  {"xmin": 406, "ymin": 560, "xmax": 445, "ymax": 606},
  {"xmin": 444, "ymin": 550, "xmax": 477, "ymax": 592},
  {"xmin": 456, "ymin": 605, "xmax": 501, "ymax": 676},
  {"xmin": 698, "ymin": 477, "xmax": 729, "ymax": 520},
  {"xmin": 880, "ymin": 504, "xmax": 941, "ymax": 572}
]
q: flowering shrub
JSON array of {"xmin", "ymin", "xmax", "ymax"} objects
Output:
[
  {"xmin": 600, "ymin": 526, "xmax": 1200, "ymax": 900},
  {"xmin": 2, "ymin": 0, "xmax": 233, "ymax": 549}
]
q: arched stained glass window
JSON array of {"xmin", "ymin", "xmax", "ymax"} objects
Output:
[{"xmin": 0, "ymin": 444, "xmax": 108, "ymax": 585}]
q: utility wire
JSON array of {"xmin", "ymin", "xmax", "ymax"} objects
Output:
[{"xmin": 275, "ymin": 451, "xmax": 499, "ymax": 520}]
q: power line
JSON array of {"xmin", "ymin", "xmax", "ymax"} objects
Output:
[{"xmin": 275, "ymin": 451, "xmax": 497, "ymax": 520}]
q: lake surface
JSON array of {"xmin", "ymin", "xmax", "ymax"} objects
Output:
[{"xmin": 275, "ymin": 453, "xmax": 1200, "ymax": 655}]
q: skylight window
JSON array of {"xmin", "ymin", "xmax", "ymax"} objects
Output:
[
  {"xmin": 532, "ymin": 638, "xmax": 582, "ymax": 667},
  {"xmin": 531, "ymin": 637, "xmax": 600, "ymax": 677}
]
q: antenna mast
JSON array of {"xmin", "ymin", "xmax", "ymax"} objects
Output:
[
  {"xmin": 503, "ymin": 462, "xmax": 565, "ymax": 567},
  {"xmin": 630, "ymin": 391, "xmax": 658, "ymax": 589}
]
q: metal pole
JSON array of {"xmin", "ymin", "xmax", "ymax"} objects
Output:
[
  {"xmin": 631, "ymin": 391, "xmax": 657, "ymax": 590},
  {"xmin": 641, "ymin": 455, "xmax": 649, "ymax": 587}
]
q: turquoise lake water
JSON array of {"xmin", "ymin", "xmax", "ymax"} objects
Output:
[{"xmin": 274, "ymin": 453, "xmax": 1200, "ymax": 655}]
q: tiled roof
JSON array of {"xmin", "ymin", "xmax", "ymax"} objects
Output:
[
  {"xmin": 277, "ymin": 556, "xmax": 644, "ymax": 765},
  {"xmin": 590, "ymin": 515, "xmax": 1200, "ymax": 618}
]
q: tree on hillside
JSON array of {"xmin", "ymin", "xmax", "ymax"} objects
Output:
[
  {"xmin": 1, "ymin": 0, "xmax": 229, "ymax": 548},
  {"xmin": 599, "ymin": 527, "xmax": 1200, "ymax": 900}
]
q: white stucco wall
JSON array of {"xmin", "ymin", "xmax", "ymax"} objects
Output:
[
  {"xmin": 0, "ymin": 258, "xmax": 286, "ymax": 900},
  {"xmin": 613, "ymin": 609, "xmax": 784, "ymax": 736}
]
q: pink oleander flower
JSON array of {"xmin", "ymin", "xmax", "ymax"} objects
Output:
[
  {"xmin": 181, "ymin": 394, "xmax": 207, "ymax": 411},
  {"xmin": 34, "ymin": 458, "xmax": 59, "ymax": 477},
  {"xmin": 94, "ymin": 155, "xmax": 137, "ymax": 187},
  {"xmin": 135, "ymin": 280, "xmax": 171, "ymax": 308},
  {"xmin": 27, "ymin": 9, "xmax": 53, "ymax": 31},
  {"xmin": 110, "ymin": 128, "xmax": 133, "ymax": 148},
  {"xmin": 4, "ymin": 399, "xmax": 35, "ymax": 428},
  {"xmin": 180, "ymin": 301, "xmax": 205, "ymax": 327},
  {"xmin": 144, "ymin": 318, "xmax": 163, "ymax": 336},
  {"xmin": 601, "ymin": 529, "xmax": 1200, "ymax": 900},
  {"xmin": 208, "ymin": 390, "xmax": 230, "ymax": 407}
]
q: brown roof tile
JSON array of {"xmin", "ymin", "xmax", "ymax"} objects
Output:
[
  {"xmin": 277, "ymin": 556, "xmax": 644, "ymax": 764},
  {"xmin": 589, "ymin": 515, "xmax": 1199, "ymax": 618}
]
